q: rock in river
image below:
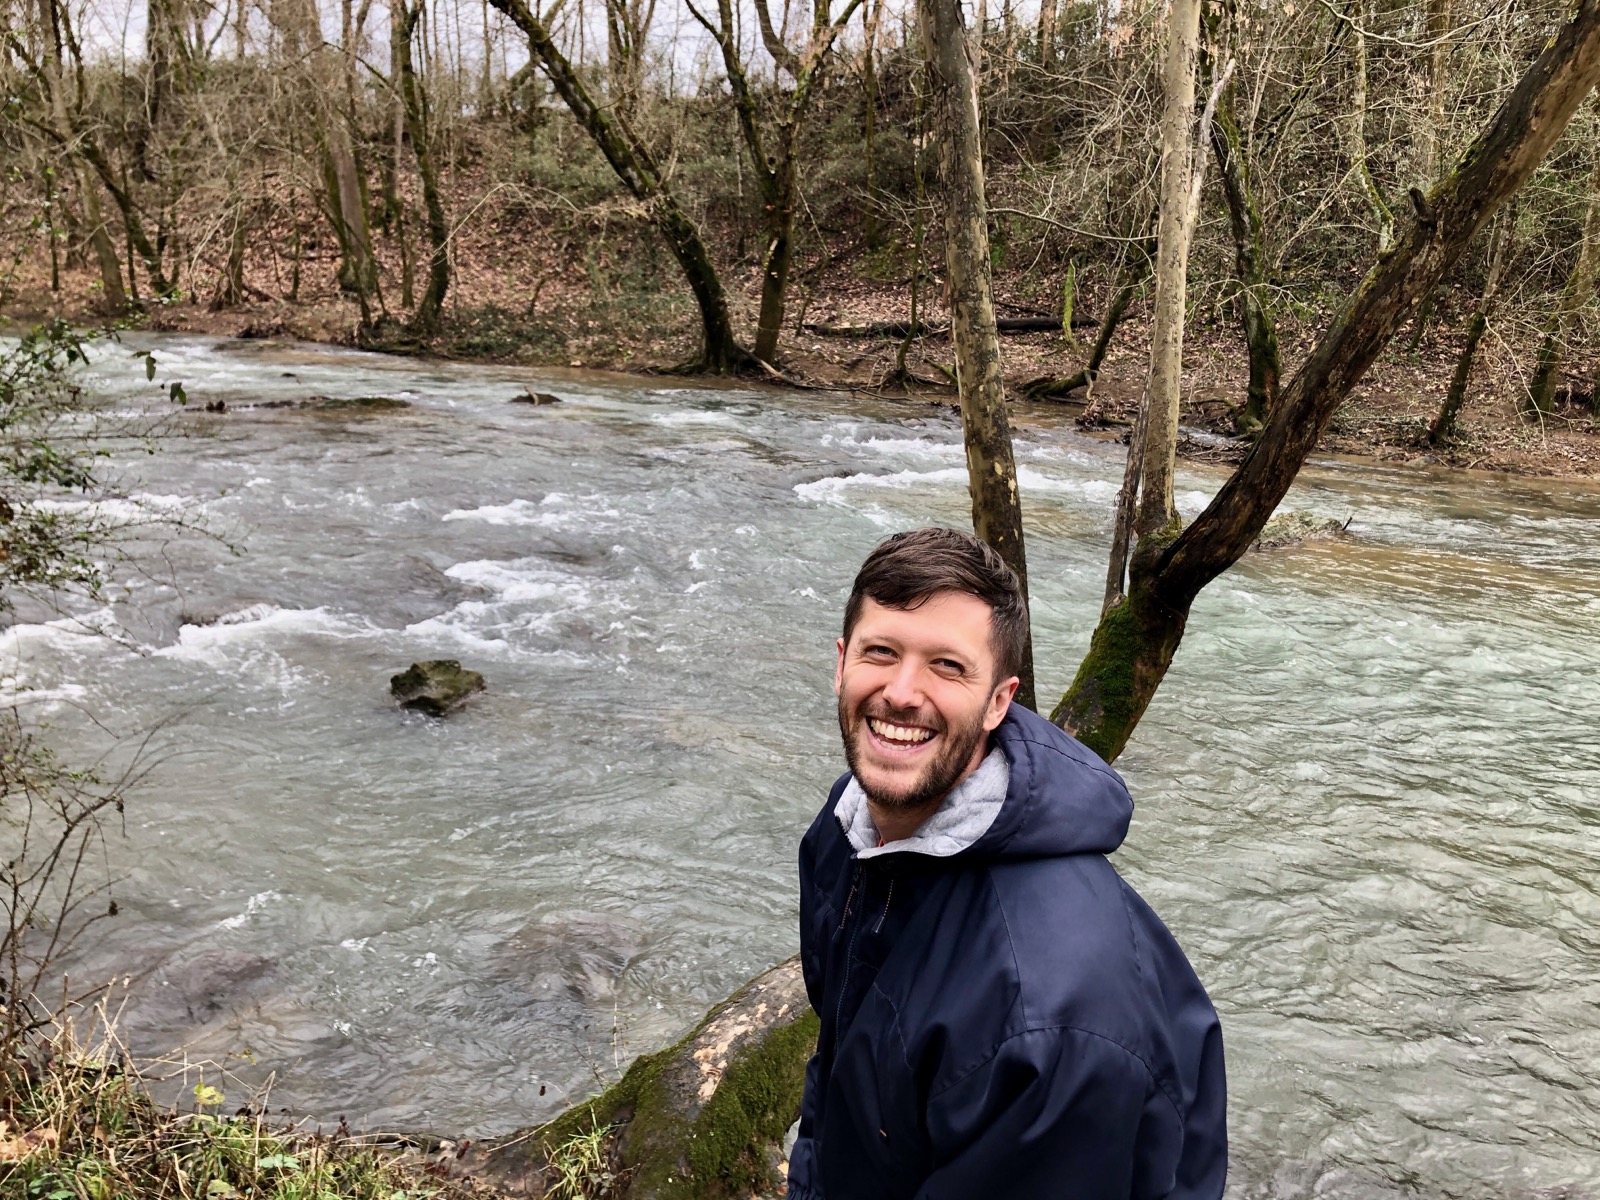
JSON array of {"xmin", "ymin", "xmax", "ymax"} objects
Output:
[
  {"xmin": 390, "ymin": 659, "xmax": 486, "ymax": 715},
  {"xmin": 1251, "ymin": 511, "xmax": 1350, "ymax": 552}
]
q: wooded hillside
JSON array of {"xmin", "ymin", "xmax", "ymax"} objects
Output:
[{"xmin": 2, "ymin": 0, "xmax": 1598, "ymax": 459}]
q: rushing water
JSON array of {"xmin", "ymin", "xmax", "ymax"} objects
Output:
[{"xmin": 5, "ymin": 335, "xmax": 1600, "ymax": 1198}]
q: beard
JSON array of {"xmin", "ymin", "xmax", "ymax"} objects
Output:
[{"xmin": 838, "ymin": 695, "xmax": 991, "ymax": 813}]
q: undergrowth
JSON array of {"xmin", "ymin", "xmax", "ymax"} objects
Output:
[{"xmin": 0, "ymin": 1007, "xmax": 463, "ymax": 1200}]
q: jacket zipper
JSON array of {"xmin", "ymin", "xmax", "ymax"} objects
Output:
[
  {"xmin": 834, "ymin": 861, "xmax": 864, "ymax": 1036},
  {"xmin": 874, "ymin": 878, "xmax": 895, "ymax": 932}
]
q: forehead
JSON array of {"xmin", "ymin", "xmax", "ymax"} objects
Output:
[{"xmin": 850, "ymin": 592, "xmax": 997, "ymax": 661}]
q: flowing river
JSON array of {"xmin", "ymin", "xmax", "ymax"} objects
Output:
[{"xmin": 5, "ymin": 335, "xmax": 1599, "ymax": 1198}]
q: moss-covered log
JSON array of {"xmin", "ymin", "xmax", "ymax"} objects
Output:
[
  {"xmin": 447, "ymin": 957, "xmax": 815, "ymax": 1199},
  {"xmin": 1053, "ymin": 0, "xmax": 1600, "ymax": 763}
]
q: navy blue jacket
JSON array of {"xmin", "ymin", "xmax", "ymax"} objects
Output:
[{"xmin": 788, "ymin": 705, "xmax": 1227, "ymax": 1198}]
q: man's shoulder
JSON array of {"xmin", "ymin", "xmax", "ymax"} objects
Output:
[
  {"xmin": 986, "ymin": 854, "xmax": 1165, "ymax": 1018},
  {"xmin": 899, "ymin": 853, "xmax": 1207, "ymax": 1073},
  {"xmin": 801, "ymin": 773, "xmax": 852, "ymax": 855}
]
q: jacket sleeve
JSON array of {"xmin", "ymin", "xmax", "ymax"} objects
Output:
[{"xmin": 917, "ymin": 1025, "xmax": 1222, "ymax": 1200}]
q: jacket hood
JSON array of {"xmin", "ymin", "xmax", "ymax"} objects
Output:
[{"xmin": 967, "ymin": 703, "xmax": 1132, "ymax": 860}]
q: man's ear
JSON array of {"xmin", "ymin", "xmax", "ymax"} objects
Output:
[
  {"xmin": 834, "ymin": 637, "xmax": 846, "ymax": 695},
  {"xmin": 983, "ymin": 675, "xmax": 1020, "ymax": 730}
]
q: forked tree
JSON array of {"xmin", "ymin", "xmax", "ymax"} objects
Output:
[{"xmin": 1048, "ymin": 0, "xmax": 1600, "ymax": 763}]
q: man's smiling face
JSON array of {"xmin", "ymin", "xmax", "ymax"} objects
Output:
[{"xmin": 835, "ymin": 592, "xmax": 1018, "ymax": 813}]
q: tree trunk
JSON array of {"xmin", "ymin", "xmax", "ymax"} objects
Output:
[
  {"xmin": 212, "ymin": 186, "xmax": 249, "ymax": 309},
  {"xmin": 1526, "ymin": 128, "xmax": 1600, "ymax": 414},
  {"xmin": 272, "ymin": 0, "xmax": 378, "ymax": 308},
  {"xmin": 919, "ymin": 0, "xmax": 1035, "ymax": 710},
  {"xmin": 395, "ymin": 0, "xmax": 451, "ymax": 334},
  {"xmin": 693, "ymin": 0, "xmax": 861, "ymax": 365},
  {"xmin": 76, "ymin": 137, "xmax": 175, "ymax": 297},
  {"xmin": 79, "ymin": 176, "xmax": 128, "ymax": 311},
  {"xmin": 1416, "ymin": 0, "xmax": 1451, "ymax": 183},
  {"xmin": 863, "ymin": 0, "xmax": 881, "ymax": 247},
  {"xmin": 1430, "ymin": 206, "xmax": 1512, "ymax": 444},
  {"xmin": 1052, "ymin": 0, "xmax": 1600, "ymax": 763},
  {"xmin": 489, "ymin": 0, "xmax": 746, "ymax": 373},
  {"xmin": 444, "ymin": 958, "xmax": 814, "ymax": 1199},
  {"xmin": 1347, "ymin": 7, "xmax": 1395, "ymax": 253},
  {"xmin": 754, "ymin": 174, "xmax": 797, "ymax": 365},
  {"xmin": 1205, "ymin": 18, "xmax": 1280, "ymax": 436},
  {"xmin": 1134, "ymin": 0, "xmax": 1203, "ymax": 540}
]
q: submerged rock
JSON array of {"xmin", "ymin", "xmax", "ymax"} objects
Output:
[
  {"xmin": 444, "ymin": 957, "xmax": 813, "ymax": 1199},
  {"xmin": 512, "ymin": 389, "xmax": 563, "ymax": 406},
  {"xmin": 497, "ymin": 912, "xmax": 652, "ymax": 1004},
  {"xmin": 390, "ymin": 659, "xmax": 486, "ymax": 715},
  {"xmin": 308, "ymin": 395, "xmax": 412, "ymax": 414},
  {"xmin": 1252, "ymin": 511, "xmax": 1350, "ymax": 552}
]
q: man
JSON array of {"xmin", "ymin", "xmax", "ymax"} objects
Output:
[{"xmin": 788, "ymin": 528, "xmax": 1227, "ymax": 1198}]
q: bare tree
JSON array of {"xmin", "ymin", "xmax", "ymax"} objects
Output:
[
  {"xmin": 918, "ymin": 0, "xmax": 1035, "ymax": 708},
  {"xmin": 393, "ymin": 0, "xmax": 450, "ymax": 334},
  {"xmin": 1430, "ymin": 204, "xmax": 1513, "ymax": 443},
  {"xmin": 687, "ymin": 0, "xmax": 864, "ymax": 364},
  {"xmin": 1526, "ymin": 118, "xmax": 1600, "ymax": 414}
]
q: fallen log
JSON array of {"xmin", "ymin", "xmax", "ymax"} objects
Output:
[{"xmin": 803, "ymin": 314, "xmax": 1094, "ymax": 339}]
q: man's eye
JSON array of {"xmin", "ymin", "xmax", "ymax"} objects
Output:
[
  {"xmin": 932, "ymin": 659, "xmax": 966, "ymax": 675},
  {"xmin": 862, "ymin": 645, "xmax": 896, "ymax": 659}
]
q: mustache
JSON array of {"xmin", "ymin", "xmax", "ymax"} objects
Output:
[{"xmin": 857, "ymin": 701, "xmax": 945, "ymax": 733}]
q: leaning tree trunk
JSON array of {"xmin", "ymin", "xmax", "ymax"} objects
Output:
[
  {"xmin": 489, "ymin": 0, "xmax": 746, "ymax": 373},
  {"xmin": 918, "ymin": 0, "xmax": 1035, "ymax": 710},
  {"xmin": 1430, "ymin": 205, "xmax": 1512, "ymax": 444},
  {"xmin": 395, "ymin": 0, "xmax": 450, "ymax": 334},
  {"xmin": 1526, "ymin": 125, "xmax": 1600, "ymax": 415},
  {"xmin": 1053, "ymin": 0, "xmax": 1600, "ymax": 763}
]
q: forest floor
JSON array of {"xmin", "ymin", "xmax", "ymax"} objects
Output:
[{"xmin": 7, "ymin": 226, "xmax": 1599, "ymax": 480}]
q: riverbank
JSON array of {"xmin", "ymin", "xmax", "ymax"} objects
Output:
[{"xmin": 6, "ymin": 239, "xmax": 1597, "ymax": 479}]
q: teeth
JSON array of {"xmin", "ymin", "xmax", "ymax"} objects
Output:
[{"xmin": 869, "ymin": 718, "xmax": 934, "ymax": 745}]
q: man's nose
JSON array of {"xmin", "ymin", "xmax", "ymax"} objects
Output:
[{"xmin": 880, "ymin": 660, "xmax": 923, "ymax": 711}]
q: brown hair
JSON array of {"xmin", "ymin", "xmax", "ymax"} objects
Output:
[{"xmin": 842, "ymin": 527, "xmax": 1029, "ymax": 682}]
